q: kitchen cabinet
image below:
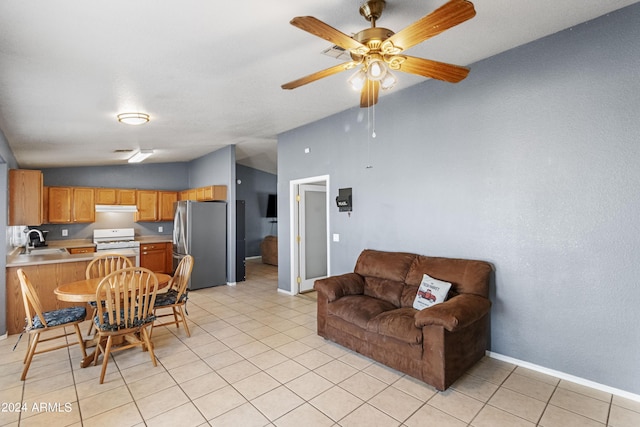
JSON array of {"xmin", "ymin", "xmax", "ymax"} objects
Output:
[
  {"xmin": 6, "ymin": 260, "xmax": 93, "ymax": 335},
  {"xmin": 135, "ymin": 190, "xmax": 177, "ymax": 222},
  {"xmin": 140, "ymin": 242, "xmax": 171, "ymax": 273},
  {"xmin": 196, "ymin": 186, "xmax": 210, "ymax": 201},
  {"xmin": 9, "ymin": 169, "xmax": 43, "ymax": 226},
  {"xmin": 73, "ymin": 187, "xmax": 95, "ymax": 222},
  {"xmin": 159, "ymin": 191, "xmax": 178, "ymax": 221},
  {"xmin": 67, "ymin": 246, "xmax": 96, "ymax": 255},
  {"xmin": 213, "ymin": 185, "xmax": 227, "ymax": 201},
  {"xmin": 47, "ymin": 186, "xmax": 95, "ymax": 223},
  {"xmin": 47, "ymin": 187, "xmax": 72, "ymax": 223},
  {"xmin": 136, "ymin": 190, "xmax": 159, "ymax": 222},
  {"xmin": 95, "ymin": 188, "xmax": 137, "ymax": 205},
  {"xmin": 196, "ymin": 185, "xmax": 227, "ymax": 201},
  {"xmin": 178, "ymin": 185, "xmax": 227, "ymax": 202}
]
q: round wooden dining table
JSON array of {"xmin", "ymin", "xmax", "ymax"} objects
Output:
[
  {"xmin": 55, "ymin": 273, "xmax": 172, "ymax": 302},
  {"xmin": 55, "ymin": 272, "xmax": 172, "ymax": 368}
]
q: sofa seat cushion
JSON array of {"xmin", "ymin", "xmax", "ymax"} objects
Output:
[
  {"xmin": 328, "ymin": 295, "xmax": 396, "ymax": 330},
  {"xmin": 367, "ymin": 307, "xmax": 422, "ymax": 345}
]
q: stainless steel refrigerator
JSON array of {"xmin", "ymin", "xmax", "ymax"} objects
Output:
[{"xmin": 173, "ymin": 200, "xmax": 227, "ymax": 289}]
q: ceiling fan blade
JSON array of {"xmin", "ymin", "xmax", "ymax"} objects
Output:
[
  {"xmin": 360, "ymin": 79, "xmax": 380, "ymax": 108},
  {"xmin": 385, "ymin": 0, "xmax": 476, "ymax": 52},
  {"xmin": 398, "ymin": 56, "xmax": 469, "ymax": 83},
  {"xmin": 290, "ymin": 16, "xmax": 367, "ymax": 53},
  {"xmin": 282, "ymin": 62, "xmax": 355, "ymax": 90}
]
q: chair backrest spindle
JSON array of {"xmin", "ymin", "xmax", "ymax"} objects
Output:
[{"xmin": 86, "ymin": 254, "xmax": 133, "ymax": 279}]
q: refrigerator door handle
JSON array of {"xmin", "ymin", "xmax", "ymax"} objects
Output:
[{"xmin": 173, "ymin": 202, "xmax": 187, "ymax": 254}]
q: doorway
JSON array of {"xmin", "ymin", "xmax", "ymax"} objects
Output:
[{"xmin": 290, "ymin": 176, "xmax": 330, "ymax": 294}]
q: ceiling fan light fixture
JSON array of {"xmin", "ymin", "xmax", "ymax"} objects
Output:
[
  {"xmin": 348, "ymin": 68, "xmax": 367, "ymax": 91},
  {"xmin": 366, "ymin": 58, "xmax": 387, "ymax": 81},
  {"xmin": 117, "ymin": 112, "xmax": 150, "ymax": 125},
  {"xmin": 128, "ymin": 149, "xmax": 154, "ymax": 163},
  {"xmin": 380, "ymin": 69, "xmax": 397, "ymax": 90}
]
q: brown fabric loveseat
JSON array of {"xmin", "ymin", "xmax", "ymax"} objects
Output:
[{"xmin": 314, "ymin": 249, "xmax": 492, "ymax": 391}]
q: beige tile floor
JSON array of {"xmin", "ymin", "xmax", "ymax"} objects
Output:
[{"xmin": 1, "ymin": 258, "xmax": 639, "ymax": 426}]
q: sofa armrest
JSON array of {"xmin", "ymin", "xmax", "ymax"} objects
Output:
[
  {"xmin": 414, "ymin": 294, "xmax": 491, "ymax": 332},
  {"xmin": 314, "ymin": 273, "xmax": 364, "ymax": 302}
]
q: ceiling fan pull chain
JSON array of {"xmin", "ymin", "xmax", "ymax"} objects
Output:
[
  {"xmin": 372, "ymin": 98, "xmax": 376, "ymax": 138},
  {"xmin": 366, "ymin": 87, "xmax": 373, "ymax": 169}
]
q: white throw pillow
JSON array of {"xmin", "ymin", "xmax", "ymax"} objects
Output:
[{"xmin": 413, "ymin": 274, "xmax": 452, "ymax": 310}]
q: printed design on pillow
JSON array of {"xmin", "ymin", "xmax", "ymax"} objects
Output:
[{"xmin": 413, "ymin": 273, "xmax": 452, "ymax": 310}]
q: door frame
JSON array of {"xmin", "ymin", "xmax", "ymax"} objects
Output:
[{"xmin": 289, "ymin": 175, "xmax": 331, "ymax": 295}]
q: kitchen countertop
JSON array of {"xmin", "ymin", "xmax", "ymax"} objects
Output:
[
  {"xmin": 6, "ymin": 246, "xmax": 140, "ymax": 267},
  {"xmin": 6, "ymin": 235, "xmax": 173, "ymax": 267}
]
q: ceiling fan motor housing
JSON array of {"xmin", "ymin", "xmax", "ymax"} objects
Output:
[{"xmin": 351, "ymin": 27, "xmax": 395, "ymax": 61}]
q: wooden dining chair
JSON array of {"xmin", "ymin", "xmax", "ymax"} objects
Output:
[
  {"xmin": 86, "ymin": 254, "xmax": 133, "ymax": 279},
  {"xmin": 85, "ymin": 254, "xmax": 133, "ymax": 335},
  {"xmin": 93, "ymin": 267, "xmax": 159, "ymax": 384},
  {"xmin": 17, "ymin": 268, "xmax": 88, "ymax": 381},
  {"xmin": 151, "ymin": 255, "xmax": 194, "ymax": 337}
]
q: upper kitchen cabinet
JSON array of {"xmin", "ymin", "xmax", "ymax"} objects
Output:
[
  {"xmin": 159, "ymin": 191, "xmax": 178, "ymax": 221},
  {"xmin": 47, "ymin": 186, "xmax": 95, "ymax": 223},
  {"xmin": 9, "ymin": 169, "xmax": 43, "ymax": 226},
  {"xmin": 178, "ymin": 185, "xmax": 227, "ymax": 202},
  {"xmin": 95, "ymin": 188, "xmax": 137, "ymax": 205},
  {"xmin": 73, "ymin": 187, "xmax": 96, "ymax": 222},
  {"xmin": 136, "ymin": 190, "xmax": 178, "ymax": 222},
  {"xmin": 136, "ymin": 190, "xmax": 159, "ymax": 222}
]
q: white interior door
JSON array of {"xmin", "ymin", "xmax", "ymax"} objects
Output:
[{"xmin": 297, "ymin": 184, "xmax": 327, "ymax": 293}]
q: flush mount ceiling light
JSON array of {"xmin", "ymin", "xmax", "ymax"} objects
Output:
[
  {"xmin": 117, "ymin": 112, "xmax": 150, "ymax": 125},
  {"xmin": 128, "ymin": 149, "xmax": 154, "ymax": 163}
]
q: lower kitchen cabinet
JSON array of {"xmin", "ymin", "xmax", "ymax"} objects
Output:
[
  {"xmin": 6, "ymin": 261, "xmax": 92, "ymax": 335},
  {"xmin": 140, "ymin": 242, "xmax": 172, "ymax": 274}
]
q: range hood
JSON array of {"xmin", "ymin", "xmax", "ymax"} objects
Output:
[{"xmin": 95, "ymin": 204, "xmax": 138, "ymax": 213}]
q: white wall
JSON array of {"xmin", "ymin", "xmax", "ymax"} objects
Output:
[{"xmin": 277, "ymin": 4, "xmax": 640, "ymax": 394}]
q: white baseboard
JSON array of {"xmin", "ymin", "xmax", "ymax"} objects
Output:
[
  {"xmin": 487, "ymin": 351, "xmax": 640, "ymax": 403},
  {"xmin": 0, "ymin": 333, "xmax": 7, "ymax": 341},
  {"xmin": 277, "ymin": 287, "xmax": 294, "ymax": 296},
  {"xmin": 226, "ymin": 282, "xmax": 237, "ymax": 287},
  {"xmin": 246, "ymin": 255, "xmax": 261, "ymax": 260}
]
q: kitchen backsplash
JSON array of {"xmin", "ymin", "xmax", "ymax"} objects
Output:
[{"xmin": 10, "ymin": 213, "xmax": 173, "ymax": 244}]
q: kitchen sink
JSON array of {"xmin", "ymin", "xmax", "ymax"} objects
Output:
[{"xmin": 19, "ymin": 247, "xmax": 68, "ymax": 256}]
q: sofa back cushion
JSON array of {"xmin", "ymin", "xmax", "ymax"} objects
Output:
[
  {"xmin": 355, "ymin": 250, "xmax": 416, "ymax": 307},
  {"xmin": 405, "ymin": 256, "xmax": 492, "ymax": 299}
]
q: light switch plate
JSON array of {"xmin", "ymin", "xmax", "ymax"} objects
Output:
[
  {"xmin": 158, "ymin": 226, "xmax": 163, "ymax": 232},
  {"xmin": 62, "ymin": 229, "xmax": 68, "ymax": 236},
  {"xmin": 333, "ymin": 233, "xmax": 340, "ymax": 242}
]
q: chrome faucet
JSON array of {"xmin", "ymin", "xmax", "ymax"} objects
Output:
[{"xmin": 24, "ymin": 228, "xmax": 44, "ymax": 254}]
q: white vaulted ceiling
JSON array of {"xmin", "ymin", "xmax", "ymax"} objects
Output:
[{"xmin": 0, "ymin": 0, "xmax": 637, "ymax": 174}]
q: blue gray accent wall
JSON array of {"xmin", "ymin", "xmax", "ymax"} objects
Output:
[
  {"xmin": 42, "ymin": 163, "xmax": 189, "ymax": 190},
  {"xmin": 277, "ymin": 4, "xmax": 640, "ymax": 394},
  {"xmin": 236, "ymin": 164, "xmax": 277, "ymax": 257}
]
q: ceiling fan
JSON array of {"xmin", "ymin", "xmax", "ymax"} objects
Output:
[{"xmin": 281, "ymin": 0, "xmax": 476, "ymax": 108}]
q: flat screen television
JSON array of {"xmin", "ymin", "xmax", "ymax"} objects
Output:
[{"xmin": 266, "ymin": 194, "xmax": 277, "ymax": 218}]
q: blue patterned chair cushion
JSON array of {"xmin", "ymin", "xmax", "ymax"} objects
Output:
[
  {"xmin": 31, "ymin": 306, "xmax": 87, "ymax": 329},
  {"xmin": 154, "ymin": 289, "xmax": 188, "ymax": 307},
  {"xmin": 93, "ymin": 309, "xmax": 156, "ymax": 332}
]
